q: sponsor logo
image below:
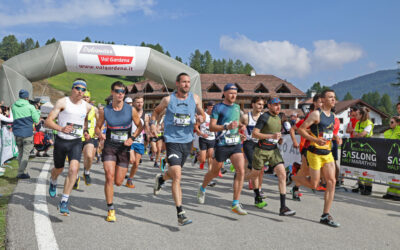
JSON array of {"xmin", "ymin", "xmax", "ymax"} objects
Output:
[
  {"xmin": 168, "ymin": 154, "xmax": 180, "ymax": 159},
  {"xmin": 387, "ymin": 143, "xmax": 400, "ymax": 171},
  {"xmin": 345, "ymin": 170, "xmax": 351, "ymax": 174},
  {"xmin": 341, "ymin": 140, "xmax": 377, "ymax": 167},
  {"xmin": 80, "ymin": 45, "xmax": 115, "ymax": 55},
  {"xmin": 98, "ymin": 55, "xmax": 133, "ymax": 65}
]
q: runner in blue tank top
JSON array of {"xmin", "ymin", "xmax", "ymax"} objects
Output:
[
  {"xmin": 95, "ymin": 81, "xmax": 143, "ymax": 222},
  {"xmin": 197, "ymin": 83, "xmax": 248, "ymax": 216},
  {"xmin": 151, "ymin": 72, "xmax": 205, "ymax": 226}
]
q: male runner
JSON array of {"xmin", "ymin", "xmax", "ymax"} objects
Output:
[
  {"xmin": 292, "ymin": 89, "xmax": 340, "ymax": 227},
  {"xmin": 194, "ymin": 101, "xmax": 217, "ymax": 186},
  {"xmin": 240, "ymin": 96, "xmax": 266, "ymax": 198},
  {"xmin": 245, "ymin": 95, "xmax": 296, "ymax": 216},
  {"xmin": 126, "ymin": 95, "xmax": 149, "ymax": 188},
  {"xmin": 152, "ymin": 72, "xmax": 205, "ymax": 226},
  {"xmin": 95, "ymin": 81, "xmax": 143, "ymax": 222},
  {"xmin": 197, "ymin": 83, "xmax": 247, "ymax": 215},
  {"xmin": 45, "ymin": 78, "xmax": 92, "ymax": 215}
]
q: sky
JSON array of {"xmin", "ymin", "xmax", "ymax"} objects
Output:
[{"xmin": 0, "ymin": 0, "xmax": 399, "ymax": 91}]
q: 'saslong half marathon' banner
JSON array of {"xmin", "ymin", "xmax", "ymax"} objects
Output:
[{"xmin": 340, "ymin": 138, "xmax": 400, "ymax": 184}]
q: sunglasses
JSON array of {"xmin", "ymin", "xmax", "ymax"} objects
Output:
[
  {"xmin": 113, "ymin": 88, "xmax": 125, "ymax": 94},
  {"xmin": 73, "ymin": 86, "xmax": 86, "ymax": 92},
  {"xmin": 390, "ymin": 121, "xmax": 395, "ymax": 124}
]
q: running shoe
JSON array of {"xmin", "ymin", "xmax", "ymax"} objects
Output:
[
  {"xmin": 232, "ymin": 203, "xmax": 248, "ymax": 215},
  {"xmin": 197, "ymin": 185, "xmax": 205, "ymax": 204},
  {"xmin": 73, "ymin": 176, "xmax": 80, "ymax": 190},
  {"xmin": 199, "ymin": 163, "xmax": 204, "ymax": 170},
  {"xmin": 153, "ymin": 173, "xmax": 163, "ymax": 195},
  {"xmin": 220, "ymin": 168, "xmax": 227, "ymax": 174},
  {"xmin": 49, "ymin": 182, "xmax": 57, "ymax": 198},
  {"xmin": 207, "ymin": 181, "xmax": 216, "ymax": 187},
  {"xmin": 259, "ymin": 190, "xmax": 267, "ymax": 199},
  {"xmin": 218, "ymin": 170, "xmax": 223, "ymax": 178},
  {"xmin": 160, "ymin": 158, "xmax": 166, "ymax": 172},
  {"xmin": 255, "ymin": 197, "xmax": 267, "ymax": 209},
  {"xmin": 291, "ymin": 186, "xmax": 302, "ymax": 201},
  {"xmin": 43, "ymin": 153, "xmax": 50, "ymax": 157},
  {"xmin": 316, "ymin": 185, "xmax": 326, "ymax": 191},
  {"xmin": 106, "ymin": 209, "xmax": 116, "ymax": 222},
  {"xmin": 177, "ymin": 211, "xmax": 192, "ymax": 226},
  {"xmin": 58, "ymin": 201, "xmax": 69, "ymax": 216},
  {"xmin": 230, "ymin": 165, "xmax": 235, "ymax": 173},
  {"xmin": 153, "ymin": 162, "xmax": 159, "ymax": 169},
  {"xmin": 320, "ymin": 214, "xmax": 340, "ymax": 227},
  {"xmin": 126, "ymin": 178, "xmax": 135, "ymax": 188},
  {"xmin": 279, "ymin": 206, "xmax": 296, "ymax": 216},
  {"xmin": 83, "ymin": 174, "xmax": 91, "ymax": 186}
]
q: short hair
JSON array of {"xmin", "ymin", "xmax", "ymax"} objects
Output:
[
  {"xmin": 321, "ymin": 89, "xmax": 335, "ymax": 98},
  {"xmin": 176, "ymin": 72, "xmax": 189, "ymax": 82},
  {"xmin": 350, "ymin": 105, "xmax": 359, "ymax": 112},
  {"xmin": 310, "ymin": 103, "xmax": 315, "ymax": 111},
  {"xmin": 251, "ymin": 96, "xmax": 264, "ymax": 104},
  {"xmin": 312, "ymin": 93, "xmax": 321, "ymax": 103},
  {"xmin": 111, "ymin": 81, "xmax": 125, "ymax": 91},
  {"xmin": 391, "ymin": 116, "xmax": 400, "ymax": 123},
  {"xmin": 73, "ymin": 77, "xmax": 86, "ymax": 82},
  {"xmin": 133, "ymin": 95, "xmax": 144, "ymax": 101}
]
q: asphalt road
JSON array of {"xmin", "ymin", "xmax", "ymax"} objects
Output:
[{"xmin": 6, "ymin": 152, "xmax": 400, "ymax": 250}]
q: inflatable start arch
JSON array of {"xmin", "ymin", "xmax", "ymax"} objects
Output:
[{"xmin": 0, "ymin": 41, "xmax": 202, "ymax": 106}]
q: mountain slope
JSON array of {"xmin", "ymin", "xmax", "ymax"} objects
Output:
[{"xmin": 331, "ymin": 69, "xmax": 399, "ymax": 101}]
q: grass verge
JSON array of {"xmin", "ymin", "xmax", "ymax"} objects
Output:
[{"xmin": 0, "ymin": 160, "xmax": 18, "ymax": 250}]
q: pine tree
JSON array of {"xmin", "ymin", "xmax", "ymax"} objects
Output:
[{"xmin": 343, "ymin": 92, "xmax": 354, "ymax": 101}]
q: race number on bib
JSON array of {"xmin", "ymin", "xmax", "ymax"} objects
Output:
[
  {"xmin": 134, "ymin": 133, "xmax": 143, "ymax": 143},
  {"xmin": 224, "ymin": 134, "xmax": 240, "ymax": 145},
  {"xmin": 111, "ymin": 131, "xmax": 128, "ymax": 142},
  {"xmin": 323, "ymin": 130, "xmax": 334, "ymax": 141},
  {"xmin": 67, "ymin": 123, "xmax": 83, "ymax": 138},
  {"xmin": 173, "ymin": 113, "xmax": 191, "ymax": 127}
]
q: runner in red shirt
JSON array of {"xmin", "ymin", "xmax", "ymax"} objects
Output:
[{"xmin": 346, "ymin": 106, "xmax": 359, "ymax": 138}]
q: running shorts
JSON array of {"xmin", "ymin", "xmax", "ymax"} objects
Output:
[
  {"xmin": 199, "ymin": 137, "xmax": 216, "ymax": 151},
  {"xmin": 53, "ymin": 136, "xmax": 82, "ymax": 169},
  {"xmin": 165, "ymin": 142, "xmax": 192, "ymax": 167},
  {"xmin": 306, "ymin": 151, "xmax": 334, "ymax": 170},
  {"xmin": 102, "ymin": 144, "xmax": 130, "ymax": 168},
  {"xmin": 82, "ymin": 138, "xmax": 99, "ymax": 149},
  {"xmin": 252, "ymin": 147, "xmax": 284, "ymax": 171},
  {"xmin": 243, "ymin": 140, "xmax": 256, "ymax": 169},
  {"xmin": 214, "ymin": 144, "xmax": 242, "ymax": 163},
  {"xmin": 131, "ymin": 143, "xmax": 145, "ymax": 155}
]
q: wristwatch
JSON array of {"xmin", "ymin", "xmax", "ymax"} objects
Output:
[{"xmin": 223, "ymin": 124, "xmax": 228, "ymax": 130}]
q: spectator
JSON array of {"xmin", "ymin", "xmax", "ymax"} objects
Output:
[
  {"xmin": 11, "ymin": 89, "xmax": 40, "ymax": 179},
  {"xmin": 289, "ymin": 113, "xmax": 298, "ymax": 126},
  {"xmin": 345, "ymin": 106, "xmax": 359, "ymax": 138}
]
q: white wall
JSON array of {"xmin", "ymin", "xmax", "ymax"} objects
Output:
[{"xmin": 337, "ymin": 108, "xmax": 383, "ymax": 138}]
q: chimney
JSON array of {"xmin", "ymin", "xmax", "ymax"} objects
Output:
[{"xmin": 250, "ymin": 69, "xmax": 256, "ymax": 77}]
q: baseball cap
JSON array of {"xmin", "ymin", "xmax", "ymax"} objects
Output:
[
  {"xmin": 125, "ymin": 97, "xmax": 133, "ymax": 103},
  {"xmin": 206, "ymin": 101, "xmax": 215, "ymax": 107},
  {"xmin": 19, "ymin": 89, "xmax": 29, "ymax": 99},
  {"xmin": 268, "ymin": 97, "xmax": 281, "ymax": 104},
  {"xmin": 223, "ymin": 83, "xmax": 238, "ymax": 92}
]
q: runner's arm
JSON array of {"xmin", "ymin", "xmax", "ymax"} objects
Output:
[
  {"xmin": 131, "ymin": 107, "xmax": 143, "ymax": 138},
  {"xmin": 95, "ymin": 108, "xmax": 105, "ymax": 140},
  {"xmin": 289, "ymin": 126, "xmax": 299, "ymax": 148},
  {"xmin": 45, "ymin": 98, "xmax": 68, "ymax": 133},
  {"xmin": 297, "ymin": 111, "xmax": 325, "ymax": 145},
  {"xmin": 150, "ymin": 96, "xmax": 169, "ymax": 136},
  {"xmin": 194, "ymin": 94, "xmax": 206, "ymax": 124}
]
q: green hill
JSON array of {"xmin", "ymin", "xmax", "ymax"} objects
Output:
[
  {"xmin": 48, "ymin": 72, "xmax": 133, "ymax": 105},
  {"xmin": 330, "ymin": 69, "xmax": 399, "ymax": 102}
]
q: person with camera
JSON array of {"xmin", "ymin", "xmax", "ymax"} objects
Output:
[{"xmin": 11, "ymin": 89, "xmax": 41, "ymax": 179}]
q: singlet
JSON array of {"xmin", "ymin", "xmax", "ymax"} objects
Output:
[
  {"xmin": 254, "ymin": 111, "xmax": 282, "ymax": 149},
  {"xmin": 309, "ymin": 109, "xmax": 335, "ymax": 150},
  {"xmin": 199, "ymin": 113, "xmax": 215, "ymax": 140},
  {"xmin": 245, "ymin": 111, "xmax": 260, "ymax": 142},
  {"xmin": 132, "ymin": 111, "xmax": 146, "ymax": 144},
  {"xmin": 212, "ymin": 103, "xmax": 241, "ymax": 147},
  {"xmin": 81, "ymin": 105, "xmax": 96, "ymax": 141},
  {"xmin": 58, "ymin": 97, "xmax": 87, "ymax": 140},
  {"xmin": 104, "ymin": 103, "xmax": 132, "ymax": 146},
  {"xmin": 354, "ymin": 120, "xmax": 374, "ymax": 137},
  {"xmin": 163, "ymin": 92, "xmax": 196, "ymax": 143}
]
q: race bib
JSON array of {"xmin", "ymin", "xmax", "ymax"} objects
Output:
[
  {"xmin": 111, "ymin": 131, "xmax": 128, "ymax": 142},
  {"xmin": 224, "ymin": 134, "xmax": 240, "ymax": 145},
  {"xmin": 134, "ymin": 133, "xmax": 143, "ymax": 143},
  {"xmin": 323, "ymin": 130, "xmax": 334, "ymax": 141},
  {"xmin": 67, "ymin": 123, "xmax": 83, "ymax": 138},
  {"xmin": 173, "ymin": 113, "xmax": 191, "ymax": 127},
  {"xmin": 266, "ymin": 139, "xmax": 279, "ymax": 145}
]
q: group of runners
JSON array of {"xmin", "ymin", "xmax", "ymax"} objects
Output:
[{"xmin": 43, "ymin": 72, "xmax": 341, "ymax": 227}]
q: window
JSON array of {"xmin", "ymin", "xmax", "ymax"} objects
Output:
[
  {"xmin": 281, "ymin": 104, "xmax": 289, "ymax": 109},
  {"xmin": 254, "ymin": 83, "xmax": 269, "ymax": 93},
  {"xmin": 144, "ymin": 83, "xmax": 153, "ymax": 93},
  {"xmin": 276, "ymin": 83, "xmax": 291, "ymax": 93},
  {"xmin": 131, "ymin": 85, "xmax": 138, "ymax": 93},
  {"xmin": 235, "ymin": 83, "xmax": 244, "ymax": 93},
  {"xmin": 207, "ymin": 83, "xmax": 221, "ymax": 92}
]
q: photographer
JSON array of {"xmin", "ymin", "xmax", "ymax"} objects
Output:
[{"xmin": 11, "ymin": 89, "xmax": 41, "ymax": 179}]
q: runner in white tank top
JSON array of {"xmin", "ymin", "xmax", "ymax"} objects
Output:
[{"xmin": 44, "ymin": 78, "xmax": 92, "ymax": 216}]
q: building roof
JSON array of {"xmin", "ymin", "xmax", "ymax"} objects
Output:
[{"xmin": 335, "ymin": 99, "xmax": 390, "ymax": 118}]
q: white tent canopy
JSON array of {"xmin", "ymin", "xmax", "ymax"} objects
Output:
[
  {"xmin": 0, "ymin": 41, "xmax": 202, "ymax": 106},
  {"xmin": 40, "ymin": 102, "xmax": 54, "ymax": 115}
]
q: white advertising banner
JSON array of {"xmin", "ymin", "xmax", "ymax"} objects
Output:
[
  {"xmin": 278, "ymin": 134, "xmax": 301, "ymax": 166},
  {"xmin": 61, "ymin": 41, "xmax": 151, "ymax": 76},
  {"xmin": 0, "ymin": 126, "xmax": 18, "ymax": 166}
]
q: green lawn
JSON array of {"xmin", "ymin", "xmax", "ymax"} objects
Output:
[
  {"xmin": 0, "ymin": 160, "xmax": 18, "ymax": 250},
  {"xmin": 48, "ymin": 72, "xmax": 134, "ymax": 105}
]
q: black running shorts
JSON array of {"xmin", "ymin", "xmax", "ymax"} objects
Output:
[
  {"xmin": 214, "ymin": 144, "xmax": 242, "ymax": 163},
  {"xmin": 165, "ymin": 142, "xmax": 192, "ymax": 167},
  {"xmin": 102, "ymin": 144, "xmax": 130, "ymax": 168},
  {"xmin": 53, "ymin": 136, "xmax": 82, "ymax": 169},
  {"xmin": 243, "ymin": 140, "xmax": 256, "ymax": 169},
  {"xmin": 199, "ymin": 137, "xmax": 216, "ymax": 151}
]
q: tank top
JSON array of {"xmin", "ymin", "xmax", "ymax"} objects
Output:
[
  {"xmin": 164, "ymin": 92, "xmax": 196, "ymax": 143},
  {"xmin": 58, "ymin": 97, "xmax": 87, "ymax": 140},
  {"xmin": 309, "ymin": 109, "xmax": 335, "ymax": 150},
  {"xmin": 199, "ymin": 113, "xmax": 215, "ymax": 140},
  {"xmin": 104, "ymin": 102, "xmax": 132, "ymax": 146},
  {"xmin": 245, "ymin": 111, "xmax": 260, "ymax": 142},
  {"xmin": 81, "ymin": 106, "xmax": 96, "ymax": 141},
  {"xmin": 132, "ymin": 111, "xmax": 146, "ymax": 144}
]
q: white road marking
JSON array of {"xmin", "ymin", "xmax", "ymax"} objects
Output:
[{"xmin": 34, "ymin": 159, "xmax": 59, "ymax": 250}]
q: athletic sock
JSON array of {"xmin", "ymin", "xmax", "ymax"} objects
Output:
[
  {"xmin": 293, "ymin": 186, "xmax": 299, "ymax": 192},
  {"xmin": 61, "ymin": 194, "xmax": 69, "ymax": 203},
  {"xmin": 176, "ymin": 206, "xmax": 183, "ymax": 215},
  {"xmin": 254, "ymin": 189, "xmax": 260, "ymax": 198},
  {"xmin": 158, "ymin": 175, "xmax": 165, "ymax": 185},
  {"xmin": 200, "ymin": 186, "xmax": 206, "ymax": 193},
  {"xmin": 322, "ymin": 213, "xmax": 329, "ymax": 217},
  {"xmin": 232, "ymin": 200, "xmax": 239, "ymax": 207},
  {"xmin": 107, "ymin": 203, "xmax": 114, "ymax": 211},
  {"xmin": 84, "ymin": 170, "xmax": 90, "ymax": 175},
  {"xmin": 280, "ymin": 194, "xmax": 286, "ymax": 209},
  {"xmin": 50, "ymin": 178, "xmax": 57, "ymax": 186}
]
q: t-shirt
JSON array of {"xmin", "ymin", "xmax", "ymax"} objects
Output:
[
  {"xmin": 333, "ymin": 117, "xmax": 340, "ymax": 136},
  {"xmin": 254, "ymin": 112, "xmax": 282, "ymax": 147},
  {"xmin": 349, "ymin": 117, "xmax": 359, "ymax": 138},
  {"xmin": 211, "ymin": 103, "xmax": 241, "ymax": 147}
]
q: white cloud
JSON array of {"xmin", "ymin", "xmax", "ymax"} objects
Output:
[
  {"xmin": 220, "ymin": 34, "xmax": 364, "ymax": 78},
  {"xmin": 220, "ymin": 34, "xmax": 311, "ymax": 78},
  {"xmin": 0, "ymin": 0, "xmax": 156, "ymax": 27},
  {"xmin": 312, "ymin": 40, "xmax": 363, "ymax": 68}
]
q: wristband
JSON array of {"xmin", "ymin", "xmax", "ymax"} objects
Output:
[
  {"xmin": 223, "ymin": 124, "xmax": 228, "ymax": 130},
  {"xmin": 130, "ymin": 136, "xmax": 136, "ymax": 141}
]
